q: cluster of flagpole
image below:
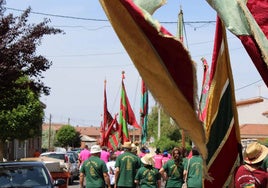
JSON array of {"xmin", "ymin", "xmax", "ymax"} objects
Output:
[{"xmin": 100, "ymin": 71, "xmax": 145, "ymax": 151}]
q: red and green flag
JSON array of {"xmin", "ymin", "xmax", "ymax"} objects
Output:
[
  {"xmin": 206, "ymin": 0, "xmax": 268, "ymax": 87},
  {"xmin": 203, "ymin": 17, "xmax": 242, "ymax": 187},
  {"xmin": 106, "ymin": 114, "xmax": 120, "ymax": 151},
  {"xmin": 140, "ymin": 80, "xmax": 148, "ymax": 145},
  {"xmin": 119, "ymin": 72, "xmax": 140, "ymax": 143},
  {"xmin": 99, "ymin": 0, "xmax": 207, "ymax": 159}
]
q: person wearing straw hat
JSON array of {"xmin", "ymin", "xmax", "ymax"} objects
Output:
[
  {"xmin": 135, "ymin": 153, "xmax": 161, "ymax": 188},
  {"xmin": 234, "ymin": 142, "xmax": 268, "ymax": 188},
  {"xmin": 79, "ymin": 145, "xmax": 111, "ymax": 188},
  {"xmin": 114, "ymin": 141, "xmax": 141, "ymax": 188}
]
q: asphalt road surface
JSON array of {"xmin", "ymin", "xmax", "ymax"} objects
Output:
[{"xmin": 68, "ymin": 180, "xmax": 80, "ymax": 188}]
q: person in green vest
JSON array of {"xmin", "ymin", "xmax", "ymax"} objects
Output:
[
  {"xmin": 135, "ymin": 153, "xmax": 161, "ymax": 188},
  {"xmin": 159, "ymin": 147, "xmax": 184, "ymax": 188},
  {"xmin": 114, "ymin": 141, "xmax": 141, "ymax": 188},
  {"xmin": 183, "ymin": 146, "xmax": 203, "ymax": 188},
  {"xmin": 79, "ymin": 145, "xmax": 111, "ymax": 188}
]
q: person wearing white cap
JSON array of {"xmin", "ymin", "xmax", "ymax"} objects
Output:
[
  {"xmin": 234, "ymin": 142, "xmax": 268, "ymax": 188},
  {"xmin": 79, "ymin": 145, "xmax": 111, "ymax": 188}
]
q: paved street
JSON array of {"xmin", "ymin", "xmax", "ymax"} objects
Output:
[{"xmin": 68, "ymin": 180, "xmax": 80, "ymax": 188}]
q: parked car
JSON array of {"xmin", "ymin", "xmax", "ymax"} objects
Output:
[
  {"xmin": 40, "ymin": 151, "xmax": 75, "ymax": 185},
  {"xmin": 67, "ymin": 150, "xmax": 79, "ymax": 162},
  {"xmin": 0, "ymin": 161, "xmax": 66, "ymax": 187},
  {"xmin": 66, "ymin": 152, "xmax": 79, "ymax": 181}
]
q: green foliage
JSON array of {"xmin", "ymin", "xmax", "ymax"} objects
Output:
[
  {"xmin": 55, "ymin": 125, "xmax": 81, "ymax": 148},
  {"xmin": 0, "ymin": 77, "xmax": 44, "ymax": 141},
  {"xmin": 152, "ymin": 136, "xmax": 178, "ymax": 152},
  {"xmin": 259, "ymin": 138, "xmax": 268, "ymax": 147},
  {"xmin": 0, "ymin": 1, "xmax": 63, "ymax": 161},
  {"xmin": 147, "ymin": 105, "xmax": 182, "ymax": 143},
  {"xmin": 42, "ymin": 128, "xmax": 56, "ymax": 150}
]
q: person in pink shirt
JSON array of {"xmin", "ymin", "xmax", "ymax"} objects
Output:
[
  {"xmin": 100, "ymin": 146, "xmax": 110, "ymax": 163},
  {"xmin": 79, "ymin": 145, "xmax": 91, "ymax": 168},
  {"xmin": 162, "ymin": 151, "xmax": 170, "ymax": 166},
  {"xmin": 154, "ymin": 148, "xmax": 163, "ymax": 171},
  {"xmin": 114, "ymin": 147, "xmax": 123, "ymax": 156},
  {"xmin": 138, "ymin": 146, "xmax": 147, "ymax": 158}
]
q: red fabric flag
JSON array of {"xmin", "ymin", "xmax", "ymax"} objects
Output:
[
  {"xmin": 99, "ymin": 0, "xmax": 207, "ymax": 160},
  {"xmin": 204, "ymin": 17, "xmax": 242, "ymax": 187},
  {"xmin": 101, "ymin": 80, "xmax": 113, "ymax": 146},
  {"xmin": 105, "ymin": 114, "xmax": 120, "ymax": 151},
  {"xmin": 206, "ymin": 0, "xmax": 268, "ymax": 87}
]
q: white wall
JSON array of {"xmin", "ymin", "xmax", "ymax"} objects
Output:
[{"xmin": 237, "ymin": 97, "xmax": 268, "ymax": 125}]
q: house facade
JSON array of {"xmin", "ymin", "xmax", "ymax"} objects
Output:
[
  {"xmin": 4, "ymin": 97, "xmax": 268, "ymax": 160},
  {"xmin": 236, "ymin": 97, "xmax": 268, "ymax": 148},
  {"xmin": 42, "ymin": 124, "xmax": 142, "ymax": 149}
]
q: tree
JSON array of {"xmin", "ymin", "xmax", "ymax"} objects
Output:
[
  {"xmin": 0, "ymin": 1, "xmax": 63, "ymax": 161},
  {"xmin": 42, "ymin": 128, "xmax": 56, "ymax": 151},
  {"xmin": 0, "ymin": 1, "xmax": 63, "ymax": 95},
  {"xmin": 55, "ymin": 125, "xmax": 81, "ymax": 148},
  {"xmin": 147, "ymin": 105, "xmax": 185, "ymax": 150},
  {"xmin": 0, "ymin": 77, "xmax": 44, "ymax": 160},
  {"xmin": 148, "ymin": 105, "xmax": 182, "ymax": 140}
]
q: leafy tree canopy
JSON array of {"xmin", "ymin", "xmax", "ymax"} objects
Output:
[
  {"xmin": 55, "ymin": 125, "xmax": 81, "ymax": 148},
  {"xmin": 148, "ymin": 105, "xmax": 182, "ymax": 142},
  {"xmin": 0, "ymin": 77, "xmax": 44, "ymax": 142},
  {"xmin": 0, "ymin": 0, "xmax": 63, "ymax": 161}
]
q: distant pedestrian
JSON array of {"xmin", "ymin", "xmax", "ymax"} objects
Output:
[
  {"xmin": 33, "ymin": 149, "xmax": 40, "ymax": 157},
  {"xmin": 79, "ymin": 145, "xmax": 91, "ymax": 168},
  {"xmin": 115, "ymin": 141, "xmax": 141, "ymax": 188},
  {"xmin": 139, "ymin": 146, "xmax": 147, "ymax": 158},
  {"xmin": 183, "ymin": 147, "xmax": 203, "ymax": 188},
  {"xmin": 106, "ymin": 153, "xmax": 117, "ymax": 188},
  {"xmin": 115, "ymin": 146, "xmax": 123, "ymax": 157},
  {"xmin": 79, "ymin": 145, "xmax": 111, "ymax": 188},
  {"xmin": 234, "ymin": 142, "xmax": 268, "ymax": 188},
  {"xmin": 101, "ymin": 146, "xmax": 110, "ymax": 163},
  {"xmin": 162, "ymin": 151, "xmax": 170, "ymax": 166},
  {"xmin": 135, "ymin": 153, "xmax": 161, "ymax": 188},
  {"xmin": 159, "ymin": 147, "xmax": 184, "ymax": 188},
  {"xmin": 154, "ymin": 148, "xmax": 163, "ymax": 171}
]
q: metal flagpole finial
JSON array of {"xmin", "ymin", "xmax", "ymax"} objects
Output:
[{"xmin": 121, "ymin": 71, "xmax": 125, "ymax": 79}]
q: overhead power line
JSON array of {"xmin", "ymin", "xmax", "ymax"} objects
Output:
[
  {"xmin": 5, "ymin": 7, "xmax": 215, "ymax": 24},
  {"xmin": 6, "ymin": 7, "xmax": 108, "ymax": 21}
]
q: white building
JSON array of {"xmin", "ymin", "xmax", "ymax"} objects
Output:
[{"xmin": 236, "ymin": 97, "xmax": 268, "ymax": 125}]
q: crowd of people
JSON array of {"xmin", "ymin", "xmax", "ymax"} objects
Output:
[{"xmin": 78, "ymin": 141, "xmax": 268, "ymax": 188}]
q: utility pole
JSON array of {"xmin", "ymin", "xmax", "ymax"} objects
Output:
[
  {"xmin": 48, "ymin": 114, "xmax": 52, "ymax": 151},
  {"xmin": 157, "ymin": 103, "xmax": 161, "ymax": 140}
]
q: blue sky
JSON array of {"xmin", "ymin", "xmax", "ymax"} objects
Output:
[{"xmin": 4, "ymin": 0, "xmax": 268, "ymax": 126}]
